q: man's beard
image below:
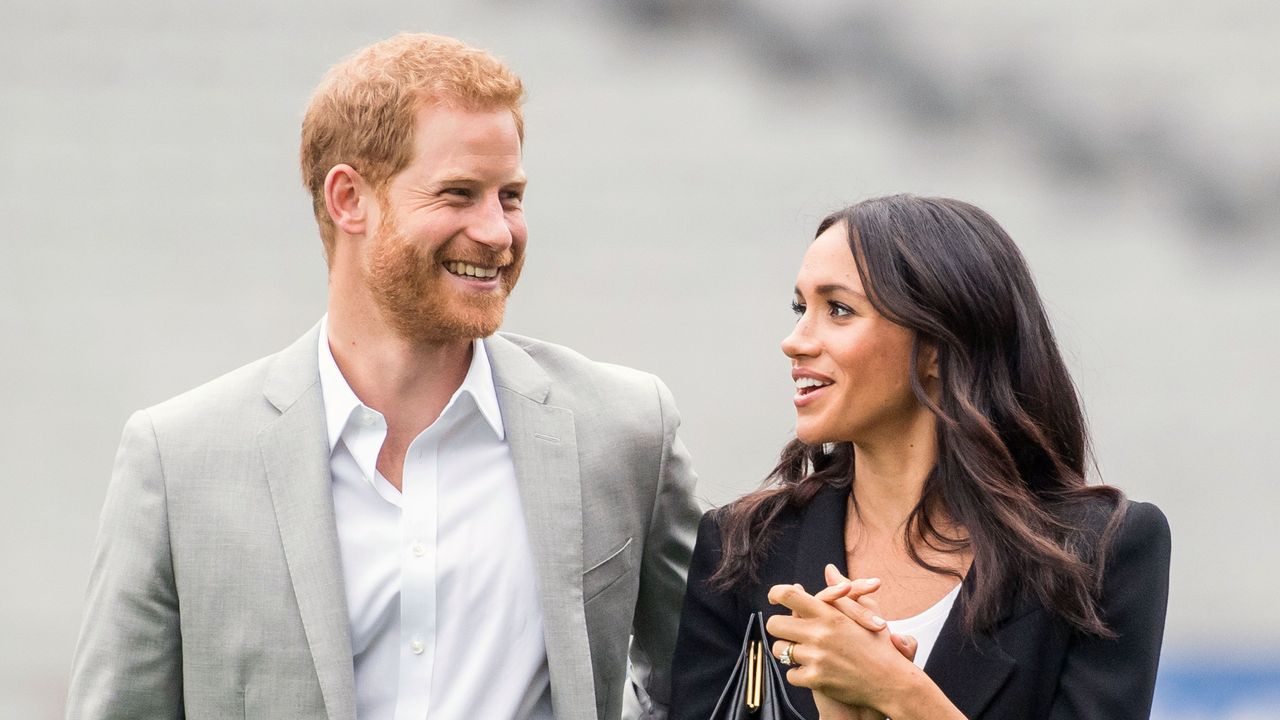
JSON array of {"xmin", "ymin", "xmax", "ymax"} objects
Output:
[{"xmin": 365, "ymin": 217, "xmax": 524, "ymax": 345}]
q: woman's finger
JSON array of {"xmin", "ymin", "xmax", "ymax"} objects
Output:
[
  {"xmin": 770, "ymin": 639, "xmax": 808, "ymax": 667},
  {"xmin": 891, "ymin": 633, "xmax": 917, "ymax": 662},
  {"xmin": 855, "ymin": 590, "xmax": 882, "ymax": 616},
  {"xmin": 786, "ymin": 664, "xmax": 816, "ymax": 690},
  {"xmin": 764, "ymin": 612, "xmax": 810, "ymax": 643},
  {"xmin": 825, "ymin": 594, "xmax": 888, "ymax": 633},
  {"xmin": 824, "ymin": 563, "xmax": 881, "ymax": 600},
  {"xmin": 814, "ymin": 580, "xmax": 853, "ymax": 602},
  {"xmin": 767, "ymin": 583, "xmax": 831, "ymax": 619}
]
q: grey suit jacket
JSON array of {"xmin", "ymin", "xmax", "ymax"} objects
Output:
[{"xmin": 67, "ymin": 325, "xmax": 702, "ymax": 720}]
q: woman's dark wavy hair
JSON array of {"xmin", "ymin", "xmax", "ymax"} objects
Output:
[{"xmin": 710, "ymin": 194, "xmax": 1126, "ymax": 637}]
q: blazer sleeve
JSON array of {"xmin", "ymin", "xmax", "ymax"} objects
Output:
[
  {"xmin": 668, "ymin": 510, "xmax": 747, "ymax": 720},
  {"xmin": 1048, "ymin": 501, "xmax": 1171, "ymax": 720},
  {"xmin": 625, "ymin": 377, "xmax": 703, "ymax": 720},
  {"xmin": 66, "ymin": 411, "xmax": 183, "ymax": 720}
]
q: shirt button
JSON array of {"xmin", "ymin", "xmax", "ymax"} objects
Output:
[
  {"xmin": 411, "ymin": 543, "xmax": 426, "ymax": 557},
  {"xmin": 410, "ymin": 639, "xmax": 425, "ymax": 655}
]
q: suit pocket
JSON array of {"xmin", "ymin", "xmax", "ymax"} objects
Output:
[{"xmin": 583, "ymin": 536, "xmax": 634, "ymax": 604}]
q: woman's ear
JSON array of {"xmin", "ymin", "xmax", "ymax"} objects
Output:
[
  {"xmin": 921, "ymin": 342, "xmax": 940, "ymax": 380},
  {"xmin": 323, "ymin": 163, "xmax": 370, "ymax": 237}
]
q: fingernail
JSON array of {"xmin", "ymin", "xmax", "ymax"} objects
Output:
[
  {"xmin": 866, "ymin": 577, "xmax": 881, "ymax": 585},
  {"xmin": 872, "ymin": 616, "xmax": 886, "ymax": 627}
]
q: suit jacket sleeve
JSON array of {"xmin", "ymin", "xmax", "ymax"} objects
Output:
[
  {"xmin": 625, "ymin": 377, "xmax": 703, "ymax": 720},
  {"xmin": 1048, "ymin": 501, "xmax": 1171, "ymax": 720},
  {"xmin": 668, "ymin": 511, "xmax": 747, "ymax": 720},
  {"xmin": 66, "ymin": 411, "xmax": 183, "ymax": 720}
]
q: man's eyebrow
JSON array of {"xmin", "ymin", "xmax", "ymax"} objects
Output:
[{"xmin": 433, "ymin": 174, "xmax": 527, "ymax": 187}]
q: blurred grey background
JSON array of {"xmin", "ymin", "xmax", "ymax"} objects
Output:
[{"xmin": 3, "ymin": 0, "xmax": 1278, "ymax": 717}]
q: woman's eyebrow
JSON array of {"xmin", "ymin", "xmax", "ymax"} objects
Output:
[{"xmin": 814, "ymin": 283, "xmax": 868, "ymax": 300}]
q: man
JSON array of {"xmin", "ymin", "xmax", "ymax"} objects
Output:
[{"xmin": 67, "ymin": 34, "xmax": 700, "ymax": 720}]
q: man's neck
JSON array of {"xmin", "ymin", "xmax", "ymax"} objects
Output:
[{"xmin": 326, "ymin": 299, "xmax": 474, "ymax": 439}]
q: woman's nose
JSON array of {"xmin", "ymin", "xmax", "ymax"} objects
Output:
[{"xmin": 781, "ymin": 322, "xmax": 819, "ymax": 359}]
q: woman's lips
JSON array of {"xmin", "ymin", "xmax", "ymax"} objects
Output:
[{"xmin": 794, "ymin": 382, "xmax": 832, "ymax": 408}]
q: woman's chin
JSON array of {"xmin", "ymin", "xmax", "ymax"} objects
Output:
[{"xmin": 795, "ymin": 427, "xmax": 833, "ymax": 446}]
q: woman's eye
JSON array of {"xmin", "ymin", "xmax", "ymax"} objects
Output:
[
  {"xmin": 790, "ymin": 302, "xmax": 806, "ymax": 317},
  {"xmin": 828, "ymin": 302, "xmax": 853, "ymax": 317}
]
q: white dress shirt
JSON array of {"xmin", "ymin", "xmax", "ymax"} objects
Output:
[{"xmin": 318, "ymin": 317, "xmax": 553, "ymax": 720}]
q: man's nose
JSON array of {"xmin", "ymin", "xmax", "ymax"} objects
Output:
[{"xmin": 465, "ymin": 195, "xmax": 514, "ymax": 251}]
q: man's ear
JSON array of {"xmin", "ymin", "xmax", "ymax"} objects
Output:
[{"xmin": 324, "ymin": 164, "xmax": 371, "ymax": 237}]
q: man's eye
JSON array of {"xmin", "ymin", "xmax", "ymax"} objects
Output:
[
  {"xmin": 443, "ymin": 188, "xmax": 472, "ymax": 198},
  {"xmin": 501, "ymin": 191, "xmax": 523, "ymax": 205}
]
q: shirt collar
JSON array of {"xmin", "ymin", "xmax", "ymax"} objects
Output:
[
  {"xmin": 316, "ymin": 315, "xmax": 506, "ymax": 455},
  {"xmin": 458, "ymin": 335, "xmax": 505, "ymax": 441}
]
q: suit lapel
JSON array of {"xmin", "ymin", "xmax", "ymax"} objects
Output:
[
  {"xmin": 793, "ymin": 483, "xmax": 851, "ymax": 593},
  {"xmin": 923, "ymin": 578, "xmax": 1017, "ymax": 717},
  {"xmin": 487, "ymin": 334, "xmax": 597, "ymax": 720},
  {"xmin": 258, "ymin": 325, "xmax": 356, "ymax": 720}
]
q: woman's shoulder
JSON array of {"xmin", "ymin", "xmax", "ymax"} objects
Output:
[
  {"xmin": 693, "ymin": 482, "xmax": 845, "ymax": 586},
  {"xmin": 1062, "ymin": 494, "xmax": 1170, "ymax": 572},
  {"xmin": 1108, "ymin": 499, "xmax": 1171, "ymax": 566},
  {"xmin": 698, "ymin": 482, "xmax": 835, "ymax": 542}
]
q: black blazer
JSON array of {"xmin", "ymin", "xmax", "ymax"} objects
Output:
[{"xmin": 670, "ymin": 484, "xmax": 1171, "ymax": 719}]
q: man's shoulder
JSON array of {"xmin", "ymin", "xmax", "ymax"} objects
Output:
[
  {"xmin": 140, "ymin": 319, "xmax": 314, "ymax": 420},
  {"xmin": 140, "ymin": 353, "xmax": 280, "ymax": 432},
  {"xmin": 493, "ymin": 331, "xmax": 660, "ymax": 393},
  {"xmin": 140, "ymin": 326, "xmax": 318, "ymax": 438},
  {"xmin": 490, "ymin": 332, "xmax": 676, "ymax": 441}
]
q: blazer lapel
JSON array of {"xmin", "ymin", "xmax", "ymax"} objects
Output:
[
  {"xmin": 258, "ymin": 325, "xmax": 356, "ymax": 720},
  {"xmin": 793, "ymin": 483, "xmax": 851, "ymax": 593},
  {"xmin": 923, "ymin": 579, "xmax": 1017, "ymax": 718},
  {"xmin": 486, "ymin": 334, "xmax": 597, "ymax": 720}
]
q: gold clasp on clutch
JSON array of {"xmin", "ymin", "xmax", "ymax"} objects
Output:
[{"xmin": 746, "ymin": 640, "xmax": 763, "ymax": 710}]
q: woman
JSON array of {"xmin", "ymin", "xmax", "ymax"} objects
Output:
[{"xmin": 671, "ymin": 195, "xmax": 1170, "ymax": 720}]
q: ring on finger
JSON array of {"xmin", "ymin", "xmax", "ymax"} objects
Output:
[{"xmin": 779, "ymin": 641, "xmax": 797, "ymax": 667}]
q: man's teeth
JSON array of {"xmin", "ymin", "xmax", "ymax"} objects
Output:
[
  {"xmin": 794, "ymin": 377, "xmax": 832, "ymax": 390},
  {"xmin": 444, "ymin": 261, "xmax": 498, "ymax": 279}
]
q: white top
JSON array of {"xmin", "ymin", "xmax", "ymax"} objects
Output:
[
  {"xmin": 318, "ymin": 317, "xmax": 552, "ymax": 720},
  {"xmin": 884, "ymin": 583, "xmax": 961, "ymax": 669}
]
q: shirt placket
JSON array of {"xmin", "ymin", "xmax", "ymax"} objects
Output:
[{"xmin": 395, "ymin": 428, "xmax": 441, "ymax": 720}]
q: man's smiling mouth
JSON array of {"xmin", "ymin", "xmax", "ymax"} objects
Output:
[{"xmin": 443, "ymin": 260, "xmax": 499, "ymax": 279}]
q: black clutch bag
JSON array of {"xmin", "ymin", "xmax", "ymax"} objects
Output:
[{"xmin": 707, "ymin": 612, "xmax": 805, "ymax": 719}]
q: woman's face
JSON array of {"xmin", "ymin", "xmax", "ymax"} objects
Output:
[{"xmin": 782, "ymin": 222, "xmax": 929, "ymax": 446}]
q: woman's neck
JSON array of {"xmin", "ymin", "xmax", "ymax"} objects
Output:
[{"xmin": 849, "ymin": 411, "xmax": 939, "ymax": 535}]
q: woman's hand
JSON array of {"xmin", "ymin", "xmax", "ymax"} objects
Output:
[
  {"xmin": 818, "ymin": 564, "xmax": 919, "ymax": 663},
  {"xmin": 766, "ymin": 582, "xmax": 917, "ymax": 712},
  {"xmin": 806, "ymin": 568, "xmax": 918, "ymax": 720},
  {"xmin": 810, "ymin": 635, "xmax": 917, "ymax": 720},
  {"xmin": 810, "ymin": 689, "xmax": 871, "ymax": 720}
]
